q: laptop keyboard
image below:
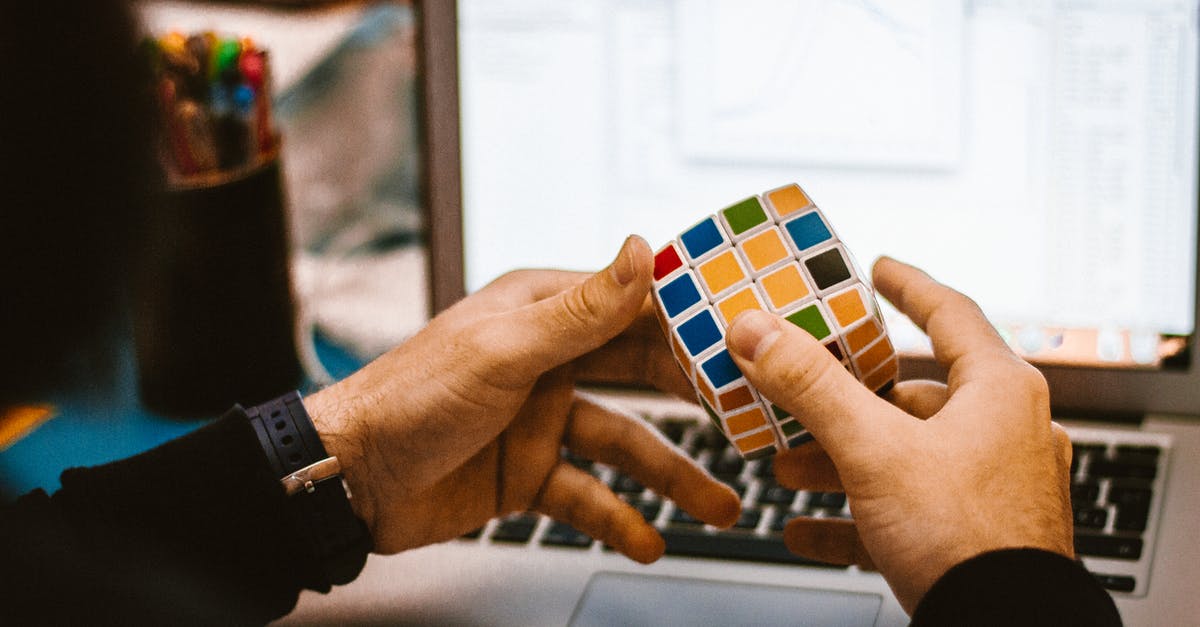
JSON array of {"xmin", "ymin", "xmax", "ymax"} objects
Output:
[{"xmin": 464, "ymin": 418, "xmax": 1171, "ymax": 597}]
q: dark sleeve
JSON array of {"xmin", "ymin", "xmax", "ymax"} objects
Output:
[
  {"xmin": 911, "ymin": 548, "xmax": 1123, "ymax": 626},
  {"xmin": 0, "ymin": 406, "xmax": 366, "ymax": 625}
]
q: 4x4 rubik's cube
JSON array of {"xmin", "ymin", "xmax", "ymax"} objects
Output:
[{"xmin": 652, "ymin": 183, "xmax": 898, "ymax": 460}]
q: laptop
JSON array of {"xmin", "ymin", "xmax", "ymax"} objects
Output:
[{"xmin": 283, "ymin": 2, "xmax": 1200, "ymax": 625}]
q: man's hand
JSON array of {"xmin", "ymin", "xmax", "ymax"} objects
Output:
[
  {"xmin": 726, "ymin": 257, "xmax": 1074, "ymax": 614},
  {"xmin": 304, "ymin": 236, "xmax": 740, "ymax": 562}
]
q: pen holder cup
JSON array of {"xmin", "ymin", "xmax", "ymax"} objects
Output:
[{"xmin": 134, "ymin": 153, "xmax": 303, "ymax": 417}]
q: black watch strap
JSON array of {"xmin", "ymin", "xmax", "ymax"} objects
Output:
[{"xmin": 246, "ymin": 391, "xmax": 372, "ymax": 587}]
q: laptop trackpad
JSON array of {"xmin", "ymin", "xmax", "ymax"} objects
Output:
[{"xmin": 570, "ymin": 572, "xmax": 882, "ymax": 627}]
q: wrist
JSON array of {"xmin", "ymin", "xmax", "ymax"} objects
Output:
[{"xmin": 304, "ymin": 385, "xmax": 377, "ymax": 531}]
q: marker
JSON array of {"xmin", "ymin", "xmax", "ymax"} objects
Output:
[
  {"xmin": 158, "ymin": 78, "xmax": 198, "ymax": 175},
  {"xmin": 185, "ymin": 33, "xmax": 212, "ymax": 98},
  {"xmin": 175, "ymin": 100, "xmax": 218, "ymax": 173},
  {"xmin": 253, "ymin": 50, "xmax": 276, "ymax": 152},
  {"xmin": 212, "ymin": 38, "xmax": 242, "ymax": 85},
  {"xmin": 233, "ymin": 84, "xmax": 259, "ymax": 165}
]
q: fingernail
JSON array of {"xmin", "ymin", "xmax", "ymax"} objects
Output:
[
  {"xmin": 729, "ymin": 310, "xmax": 781, "ymax": 362},
  {"xmin": 612, "ymin": 236, "xmax": 637, "ymax": 286}
]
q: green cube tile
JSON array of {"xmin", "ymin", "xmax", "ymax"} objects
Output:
[
  {"xmin": 779, "ymin": 419, "xmax": 805, "ymax": 436},
  {"xmin": 770, "ymin": 403, "xmax": 791, "ymax": 421},
  {"xmin": 785, "ymin": 304, "xmax": 831, "ymax": 340},
  {"xmin": 723, "ymin": 197, "xmax": 769, "ymax": 235}
]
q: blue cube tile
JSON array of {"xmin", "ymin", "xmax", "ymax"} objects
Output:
[
  {"xmin": 701, "ymin": 349, "xmax": 742, "ymax": 388},
  {"xmin": 783, "ymin": 211, "xmax": 832, "ymax": 253},
  {"xmin": 677, "ymin": 309, "xmax": 723, "ymax": 356},
  {"xmin": 659, "ymin": 273, "xmax": 703, "ymax": 318},
  {"xmin": 680, "ymin": 217, "xmax": 726, "ymax": 260}
]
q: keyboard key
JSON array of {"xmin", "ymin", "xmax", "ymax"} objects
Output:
[
  {"xmin": 1115, "ymin": 445, "xmax": 1160, "ymax": 459},
  {"xmin": 661, "ymin": 528, "xmax": 846, "ymax": 568},
  {"xmin": 542, "ymin": 522, "xmax": 593, "ymax": 548},
  {"xmin": 611, "ymin": 474, "xmax": 645, "ymax": 495},
  {"xmin": 563, "ymin": 452, "xmax": 594, "ymax": 472},
  {"xmin": 735, "ymin": 508, "xmax": 762, "ymax": 530},
  {"xmin": 1075, "ymin": 534, "xmax": 1143, "ymax": 560},
  {"xmin": 1114, "ymin": 505, "xmax": 1151, "ymax": 532},
  {"xmin": 719, "ymin": 478, "xmax": 748, "ymax": 499},
  {"xmin": 492, "ymin": 514, "xmax": 539, "ymax": 543},
  {"xmin": 759, "ymin": 482, "xmax": 797, "ymax": 506},
  {"xmin": 1070, "ymin": 481, "xmax": 1100, "ymax": 506},
  {"xmin": 1093, "ymin": 573, "xmax": 1137, "ymax": 593},
  {"xmin": 631, "ymin": 499, "xmax": 662, "ymax": 523},
  {"xmin": 1072, "ymin": 507, "xmax": 1108, "ymax": 530},
  {"xmin": 1089, "ymin": 459, "xmax": 1157, "ymax": 480},
  {"xmin": 670, "ymin": 506, "xmax": 703, "ymax": 526},
  {"xmin": 771, "ymin": 510, "xmax": 800, "ymax": 533},
  {"xmin": 709, "ymin": 449, "xmax": 745, "ymax": 477},
  {"xmin": 1108, "ymin": 483, "xmax": 1152, "ymax": 532},
  {"xmin": 807, "ymin": 492, "xmax": 847, "ymax": 511},
  {"xmin": 659, "ymin": 420, "xmax": 689, "ymax": 445},
  {"xmin": 690, "ymin": 428, "xmax": 726, "ymax": 454},
  {"xmin": 1107, "ymin": 483, "xmax": 1152, "ymax": 508}
]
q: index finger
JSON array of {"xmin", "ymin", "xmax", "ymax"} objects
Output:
[
  {"xmin": 564, "ymin": 394, "xmax": 741, "ymax": 529},
  {"xmin": 455, "ymin": 269, "xmax": 589, "ymax": 317},
  {"xmin": 871, "ymin": 257, "xmax": 1019, "ymax": 386}
]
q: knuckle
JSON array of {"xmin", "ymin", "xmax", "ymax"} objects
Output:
[
  {"xmin": 1013, "ymin": 360, "xmax": 1051, "ymax": 403},
  {"xmin": 490, "ymin": 268, "xmax": 535, "ymax": 290},
  {"xmin": 558, "ymin": 283, "xmax": 603, "ymax": 330},
  {"xmin": 770, "ymin": 346, "xmax": 838, "ymax": 403}
]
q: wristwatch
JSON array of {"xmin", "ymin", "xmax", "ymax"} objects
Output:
[{"xmin": 246, "ymin": 391, "xmax": 372, "ymax": 586}]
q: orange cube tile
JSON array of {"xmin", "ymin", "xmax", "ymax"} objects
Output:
[
  {"xmin": 726, "ymin": 406, "xmax": 769, "ymax": 435},
  {"xmin": 863, "ymin": 356, "xmax": 899, "ymax": 392},
  {"xmin": 739, "ymin": 227, "xmax": 790, "ymax": 273},
  {"xmin": 757, "ymin": 264, "xmax": 811, "ymax": 311},
  {"xmin": 827, "ymin": 286, "xmax": 868, "ymax": 328},
  {"xmin": 766, "ymin": 184, "xmax": 812, "ymax": 218},
  {"xmin": 696, "ymin": 372, "xmax": 717, "ymax": 408},
  {"xmin": 854, "ymin": 335, "xmax": 895, "ymax": 378},
  {"xmin": 697, "ymin": 250, "xmax": 747, "ymax": 297},
  {"xmin": 845, "ymin": 318, "xmax": 883, "ymax": 354},
  {"xmin": 734, "ymin": 428, "xmax": 777, "ymax": 454},
  {"xmin": 717, "ymin": 385, "xmax": 757, "ymax": 413},
  {"xmin": 716, "ymin": 287, "xmax": 764, "ymax": 327}
]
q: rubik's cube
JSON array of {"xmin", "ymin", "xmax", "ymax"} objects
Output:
[{"xmin": 652, "ymin": 183, "xmax": 898, "ymax": 460}]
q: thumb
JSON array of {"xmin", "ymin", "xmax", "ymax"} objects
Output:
[
  {"xmin": 727, "ymin": 309, "xmax": 897, "ymax": 458},
  {"xmin": 482, "ymin": 235, "xmax": 654, "ymax": 386}
]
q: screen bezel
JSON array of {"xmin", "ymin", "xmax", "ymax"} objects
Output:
[{"xmin": 418, "ymin": 1, "xmax": 1200, "ymax": 417}]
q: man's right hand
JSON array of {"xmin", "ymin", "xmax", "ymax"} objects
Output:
[{"xmin": 726, "ymin": 257, "xmax": 1074, "ymax": 615}]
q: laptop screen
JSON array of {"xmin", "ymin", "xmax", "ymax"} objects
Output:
[{"xmin": 429, "ymin": 0, "xmax": 1200, "ymax": 414}]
